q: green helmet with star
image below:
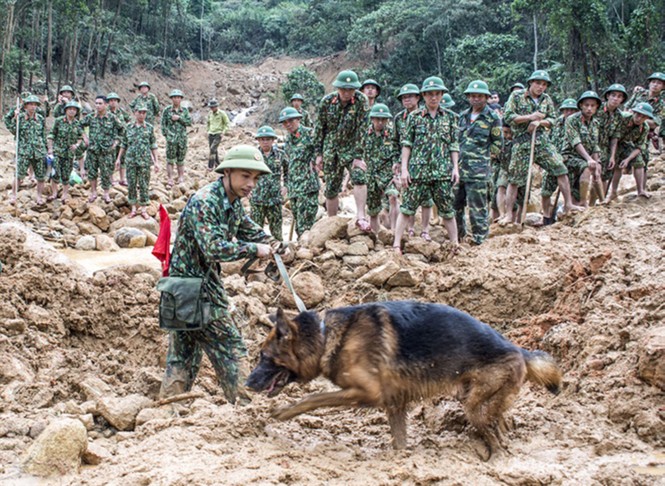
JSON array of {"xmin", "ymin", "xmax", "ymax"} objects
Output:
[
  {"xmin": 23, "ymin": 95, "xmax": 41, "ymax": 105},
  {"xmin": 442, "ymin": 94, "xmax": 455, "ymax": 108},
  {"xmin": 647, "ymin": 72, "xmax": 665, "ymax": 83},
  {"xmin": 631, "ymin": 102, "xmax": 654, "ymax": 119},
  {"xmin": 361, "ymin": 79, "xmax": 381, "ymax": 94},
  {"xmin": 255, "ymin": 125, "xmax": 278, "ymax": 139},
  {"xmin": 64, "ymin": 101, "xmax": 82, "ymax": 113},
  {"xmin": 527, "ymin": 70, "xmax": 552, "ymax": 85},
  {"xmin": 602, "ymin": 83, "xmax": 627, "ymax": 101},
  {"xmin": 138, "ymin": 81, "xmax": 151, "ymax": 89},
  {"xmin": 510, "ymin": 82, "xmax": 525, "ymax": 92},
  {"xmin": 169, "ymin": 89, "xmax": 184, "ymax": 98},
  {"xmin": 420, "ymin": 76, "xmax": 448, "ymax": 93},
  {"xmin": 332, "ymin": 70, "xmax": 361, "ymax": 89},
  {"xmin": 215, "ymin": 145, "xmax": 272, "ymax": 174},
  {"xmin": 369, "ymin": 103, "xmax": 392, "ymax": 118},
  {"xmin": 559, "ymin": 99, "xmax": 578, "ymax": 111},
  {"xmin": 279, "ymin": 107, "xmax": 302, "ymax": 122},
  {"xmin": 464, "ymin": 80, "xmax": 491, "ymax": 96},
  {"xmin": 290, "ymin": 93, "xmax": 304, "ymax": 101},
  {"xmin": 106, "ymin": 92, "xmax": 121, "ymax": 101},
  {"xmin": 59, "ymin": 85, "xmax": 75, "ymax": 95},
  {"xmin": 577, "ymin": 90, "xmax": 602, "ymax": 109},
  {"xmin": 397, "ymin": 84, "xmax": 420, "ymax": 99}
]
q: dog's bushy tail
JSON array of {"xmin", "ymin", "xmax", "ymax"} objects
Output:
[{"xmin": 521, "ymin": 350, "xmax": 562, "ymax": 395}]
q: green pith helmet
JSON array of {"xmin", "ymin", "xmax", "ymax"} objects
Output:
[
  {"xmin": 106, "ymin": 92, "xmax": 121, "ymax": 101},
  {"xmin": 23, "ymin": 95, "xmax": 41, "ymax": 105},
  {"xmin": 279, "ymin": 107, "xmax": 302, "ymax": 122},
  {"xmin": 361, "ymin": 79, "xmax": 381, "ymax": 94},
  {"xmin": 290, "ymin": 93, "xmax": 304, "ymax": 101},
  {"xmin": 442, "ymin": 93, "xmax": 455, "ymax": 108},
  {"xmin": 208, "ymin": 99, "xmax": 219, "ymax": 107},
  {"xmin": 64, "ymin": 101, "xmax": 81, "ymax": 112},
  {"xmin": 631, "ymin": 102, "xmax": 654, "ymax": 119},
  {"xmin": 464, "ymin": 80, "xmax": 491, "ymax": 96},
  {"xmin": 510, "ymin": 82, "xmax": 525, "ymax": 91},
  {"xmin": 603, "ymin": 83, "xmax": 628, "ymax": 101},
  {"xmin": 20, "ymin": 91, "xmax": 32, "ymax": 100},
  {"xmin": 255, "ymin": 125, "xmax": 277, "ymax": 138},
  {"xmin": 527, "ymin": 70, "xmax": 552, "ymax": 85},
  {"xmin": 134, "ymin": 103, "xmax": 149, "ymax": 112},
  {"xmin": 647, "ymin": 72, "xmax": 665, "ymax": 83},
  {"xmin": 332, "ymin": 70, "xmax": 361, "ymax": 89},
  {"xmin": 397, "ymin": 83, "xmax": 420, "ymax": 99},
  {"xmin": 215, "ymin": 144, "xmax": 272, "ymax": 174},
  {"xmin": 369, "ymin": 103, "xmax": 392, "ymax": 118},
  {"xmin": 577, "ymin": 90, "xmax": 602, "ymax": 108},
  {"xmin": 138, "ymin": 81, "xmax": 151, "ymax": 89},
  {"xmin": 559, "ymin": 98, "xmax": 578, "ymax": 111},
  {"xmin": 420, "ymin": 76, "xmax": 448, "ymax": 93},
  {"xmin": 59, "ymin": 85, "xmax": 75, "ymax": 94},
  {"xmin": 169, "ymin": 89, "xmax": 184, "ymax": 98}
]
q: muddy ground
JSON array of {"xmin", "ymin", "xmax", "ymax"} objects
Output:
[{"xmin": 1, "ymin": 58, "xmax": 664, "ymax": 485}]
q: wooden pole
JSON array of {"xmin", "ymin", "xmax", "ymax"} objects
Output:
[{"xmin": 520, "ymin": 128, "xmax": 538, "ymax": 226}]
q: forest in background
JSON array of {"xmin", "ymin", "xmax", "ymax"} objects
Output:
[{"xmin": 0, "ymin": 0, "xmax": 663, "ymax": 111}]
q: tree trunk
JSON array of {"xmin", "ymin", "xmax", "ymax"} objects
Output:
[
  {"xmin": 200, "ymin": 0, "xmax": 204, "ymax": 60},
  {"xmin": 100, "ymin": 0, "xmax": 123, "ymax": 78},
  {"xmin": 532, "ymin": 12, "xmax": 538, "ymax": 71},
  {"xmin": 0, "ymin": 1, "xmax": 17, "ymax": 113},
  {"xmin": 46, "ymin": 0, "xmax": 53, "ymax": 93}
]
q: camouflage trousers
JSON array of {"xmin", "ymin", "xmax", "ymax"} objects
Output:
[
  {"xmin": 113, "ymin": 145, "xmax": 126, "ymax": 168},
  {"xmin": 617, "ymin": 145, "xmax": 646, "ymax": 169},
  {"xmin": 208, "ymin": 134, "xmax": 221, "ymax": 170},
  {"xmin": 323, "ymin": 153, "xmax": 365, "ymax": 199},
  {"xmin": 367, "ymin": 169, "xmax": 398, "ymax": 217},
  {"xmin": 251, "ymin": 202, "xmax": 283, "ymax": 241},
  {"xmin": 508, "ymin": 141, "xmax": 567, "ymax": 188},
  {"xmin": 86, "ymin": 150, "xmax": 114, "ymax": 190},
  {"xmin": 400, "ymin": 179, "xmax": 455, "ymax": 219},
  {"xmin": 17, "ymin": 155, "xmax": 47, "ymax": 181},
  {"xmin": 454, "ymin": 179, "xmax": 490, "ymax": 244},
  {"xmin": 542, "ymin": 157, "xmax": 588, "ymax": 201},
  {"xmin": 291, "ymin": 193, "xmax": 319, "ymax": 236},
  {"xmin": 127, "ymin": 165, "xmax": 151, "ymax": 206},
  {"xmin": 53, "ymin": 152, "xmax": 76, "ymax": 184},
  {"xmin": 166, "ymin": 139, "xmax": 188, "ymax": 166},
  {"xmin": 161, "ymin": 311, "xmax": 248, "ymax": 404}
]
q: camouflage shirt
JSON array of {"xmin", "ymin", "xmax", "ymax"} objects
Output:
[
  {"xmin": 458, "ymin": 105, "xmax": 502, "ymax": 181},
  {"xmin": 161, "ymin": 105, "xmax": 192, "ymax": 143},
  {"xmin": 109, "ymin": 107, "xmax": 132, "ymax": 125},
  {"xmin": 169, "ymin": 178, "xmax": 275, "ymax": 310},
  {"xmin": 297, "ymin": 108, "xmax": 313, "ymax": 128},
  {"xmin": 4, "ymin": 111, "xmax": 47, "ymax": 159},
  {"xmin": 252, "ymin": 146, "xmax": 288, "ymax": 205},
  {"xmin": 283, "ymin": 126, "xmax": 320, "ymax": 197},
  {"xmin": 130, "ymin": 93, "xmax": 160, "ymax": 123},
  {"xmin": 625, "ymin": 87, "xmax": 664, "ymax": 136},
  {"xmin": 81, "ymin": 112, "xmax": 123, "ymax": 153},
  {"xmin": 503, "ymin": 89, "xmax": 557, "ymax": 145},
  {"xmin": 595, "ymin": 103, "xmax": 625, "ymax": 162},
  {"xmin": 393, "ymin": 108, "xmax": 416, "ymax": 154},
  {"xmin": 495, "ymin": 139, "xmax": 513, "ymax": 174},
  {"xmin": 313, "ymin": 91, "xmax": 369, "ymax": 161},
  {"xmin": 122, "ymin": 122, "xmax": 157, "ymax": 168},
  {"xmin": 561, "ymin": 112, "xmax": 601, "ymax": 159},
  {"xmin": 402, "ymin": 106, "xmax": 460, "ymax": 181},
  {"xmin": 614, "ymin": 112, "xmax": 649, "ymax": 153},
  {"xmin": 551, "ymin": 116, "xmax": 567, "ymax": 153},
  {"xmin": 363, "ymin": 124, "xmax": 398, "ymax": 176},
  {"xmin": 48, "ymin": 116, "xmax": 85, "ymax": 155}
]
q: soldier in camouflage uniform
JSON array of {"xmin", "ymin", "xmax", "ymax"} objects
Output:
[
  {"xmin": 107, "ymin": 92, "xmax": 132, "ymax": 186},
  {"xmin": 161, "ymin": 89, "xmax": 192, "ymax": 186},
  {"xmin": 52, "ymin": 85, "xmax": 76, "ymax": 119},
  {"xmin": 290, "ymin": 94, "xmax": 312, "ymax": 128},
  {"xmin": 361, "ymin": 79, "xmax": 381, "ymax": 108},
  {"xmin": 361, "ymin": 104, "xmax": 399, "ymax": 233},
  {"xmin": 279, "ymin": 107, "xmax": 321, "ymax": 237},
  {"xmin": 130, "ymin": 81, "xmax": 160, "ymax": 124},
  {"xmin": 116, "ymin": 104, "xmax": 159, "ymax": 219},
  {"xmin": 606, "ymin": 103, "xmax": 654, "ymax": 200},
  {"xmin": 207, "ymin": 99, "xmax": 230, "ymax": 171},
  {"xmin": 4, "ymin": 95, "xmax": 48, "ymax": 205},
  {"xmin": 454, "ymin": 80, "xmax": 502, "ymax": 245},
  {"xmin": 47, "ymin": 101, "xmax": 85, "ymax": 203},
  {"xmin": 500, "ymin": 70, "xmax": 583, "ymax": 225},
  {"xmin": 597, "ymin": 84, "xmax": 627, "ymax": 190},
  {"xmin": 393, "ymin": 76, "xmax": 460, "ymax": 253},
  {"xmin": 251, "ymin": 126, "xmax": 288, "ymax": 240},
  {"xmin": 313, "ymin": 70, "xmax": 370, "ymax": 223},
  {"xmin": 491, "ymin": 124, "xmax": 525, "ymax": 221},
  {"xmin": 80, "ymin": 95, "xmax": 124, "ymax": 203},
  {"xmin": 160, "ymin": 145, "xmax": 280, "ymax": 404}
]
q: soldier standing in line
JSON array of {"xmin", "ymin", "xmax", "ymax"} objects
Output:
[
  {"xmin": 454, "ymin": 80, "xmax": 502, "ymax": 245},
  {"xmin": 597, "ymin": 84, "xmax": 627, "ymax": 199},
  {"xmin": 130, "ymin": 81, "xmax": 160, "ymax": 124},
  {"xmin": 52, "ymin": 85, "xmax": 76, "ymax": 119},
  {"xmin": 47, "ymin": 101, "xmax": 85, "ymax": 203},
  {"xmin": 161, "ymin": 89, "xmax": 192, "ymax": 187},
  {"xmin": 206, "ymin": 99, "xmax": 230, "ymax": 171},
  {"xmin": 361, "ymin": 79, "xmax": 381, "ymax": 108},
  {"xmin": 116, "ymin": 104, "xmax": 159, "ymax": 219},
  {"xmin": 251, "ymin": 126, "xmax": 288, "ymax": 240},
  {"xmin": 290, "ymin": 94, "xmax": 312, "ymax": 128},
  {"xmin": 279, "ymin": 107, "xmax": 321, "ymax": 237},
  {"xmin": 107, "ymin": 92, "xmax": 131, "ymax": 186}
]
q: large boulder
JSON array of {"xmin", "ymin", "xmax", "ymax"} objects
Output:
[
  {"xmin": 109, "ymin": 215, "xmax": 159, "ymax": 237},
  {"xmin": 359, "ymin": 261, "xmax": 400, "ymax": 287},
  {"xmin": 75, "ymin": 235, "xmax": 97, "ymax": 251},
  {"xmin": 279, "ymin": 271, "xmax": 325, "ymax": 308},
  {"xmin": 637, "ymin": 326, "xmax": 665, "ymax": 390},
  {"xmin": 114, "ymin": 227, "xmax": 147, "ymax": 248},
  {"xmin": 88, "ymin": 205, "xmax": 110, "ymax": 231},
  {"xmin": 97, "ymin": 394, "xmax": 153, "ymax": 431},
  {"xmin": 95, "ymin": 234, "xmax": 120, "ymax": 252},
  {"xmin": 21, "ymin": 418, "xmax": 87, "ymax": 477},
  {"xmin": 300, "ymin": 216, "xmax": 349, "ymax": 249}
]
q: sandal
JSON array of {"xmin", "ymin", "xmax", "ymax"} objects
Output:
[
  {"xmin": 128, "ymin": 210, "xmax": 137, "ymax": 219},
  {"xmin": 103, "ymin": 195, "xmax": 112, "ymax": 204},
  {"xmin": 141, "ymin": 210, "xmax": 150, "ymax": 220},
  {"xmin": 355, "ymin": 218, "xmax": 371, "ymax": 233},
  {"xmin": 393, "ymin": 245, "xmax": 402, "ymax": 255},
  {"xmin": 407, "ymin": 228, "xmax": 415, "ymax": 237},
  {"xmin": 420, "ymin": 231, "xmax": 432, "ymax": 242},
  {"xmin": 88, "ymin": 194, "xmax": 97, "ymax": 203},
  {"xmin": 47, "ymin": 194, "xmax": 58, "ymax": 202}
]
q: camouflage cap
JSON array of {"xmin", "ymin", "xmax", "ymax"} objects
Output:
[
  {"xmin": 59, "ymin": 85, "xmax": 75, "ymax": 94},
  {"xmin": 332, "ymin": 70, "xmax": 361, "ymax": 89},
  {"xmin": 420, "ymin": 76, "xmax": 448, "ymax": 93},
  {"xmin": 602, "ymin": 83, "xmax": 628, "ymax": 101},
  {"xmin": 397, "ymin": 83, "xmax": 420, "ymax": 99},
  {"xmin": 631, "ymin": 102, "xmax": 654, "ymax": 119},
  {"xmin": 255, "ymin": 125, "xmax": 278, "ymax": 138},
  {"xmin": 106, "ymin": 92, "xmax": 121, "ymax": 101},
  {"xmin": 279, "ymin": 107, "xmax": 302, "ymax": 122},
  {"xmin": 577, "ymin": 90, "xmax": 602, "ymax": 109},
  {"xmin": 369, "ymin": 103, "xmax": 392, "ymax": 118},
  {"xmin": 559, "ymin": 98, "xmax": 578, "ymax": 111},
  {"xmin": 215, "ymin": 144, "xmax": 272, "ymax": 174},
  {"xmin": 290, "ymin": 93, "xmax": 305, "ymax": 101}
]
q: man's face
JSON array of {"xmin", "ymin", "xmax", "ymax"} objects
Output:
[
  {"xmin": 489, "ymin": 93, "xmax": 500, "ymax": 104},
  {"xmin": 257, "ymin": 137, "xmax": 274, "ymax": 152},
  {"xmin": 649, "ymin": 79, "xmax": 664, "ymax": 95},
  {"xmin": 467, "ymin": 93, "xmax": 488, "ymax": 111},
  {"xmin": 528, "ymin": 80, "xmax": 548, "ymax": 97},
  {"xmin": 25, "ymin": 103, "xmax": 37, "ymax": 115},
  {"xmin": 65, "ymin": 107, "xmax": 78, "ymax": 118},
  {"xmin": 400, "ymin": 94, "xmax": 419, "ymax": 111},
  {"xmin": 561, "ymin": 108, "xmax": 577, "ymax": 119},
  {"xmin": 362, "ymin": 85, "xmax": 378, "ymax": 100},
  {"xmin": 502, "ymin": 126, "xmax": 513, "ymax": 141},
  {"xmin": 423, "ymin": 91, "xmax": 443, "ymax": 110},
  {"xmin": 291, "ymin": 99, "xmax": 303, "ymax": 110},
  {"xmin": 371, "ymin": 117, "xmax": 387, "ymax": 132},
  {"xmin": 631, "ymin": 112, "xmax": 648, "ymax": 125},
  {"xmin": 95, "ymin": 98, "xmax": 107, "ymax": 114},
  {"xmin": 62, "ymin": 91, "xmax": 73, "ymax": 102},
  {"xmin": 337, "ymin": 88, "xmax": 355, "ymax": 103},
  {"xmin": 139, "ymin": 86, "xmax": 149, "ymax": 95},
  {"xmin": 580, "ymin": 99, "xmax": 599, "ymax": 118},
  {"xmin": 281, "ymin": 118, "xmax": 300, "ymax": 134},
  {"xmin": 109, "ymin": 99, "xmax": 119, "ymax": 109},
  {"xmin": 135, "ymin": 110, "xmax": 147, "ymax": 123},
  {"xmin": 211, "ymin": 106, "xmax": 218, "ymax": 113},
  {"xmin": 228, "ymin": 169, "xmax": 262, "ymax": 198},
  {"xmin": 606, "ymin": 92, "xmax": 625, "ymax": 109},
  {"xmin": 171, "ymin": 96, "xmax": 182, "ymax": 107}
]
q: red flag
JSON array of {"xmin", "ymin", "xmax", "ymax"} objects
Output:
[{"xmin": 152, "ymin": 204, "xmax": 171, "ymax": 276}]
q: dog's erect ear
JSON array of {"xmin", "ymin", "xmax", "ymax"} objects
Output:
[{"xmin": 275, "ymin": 308, "xmax": 297, "ymax": 340}]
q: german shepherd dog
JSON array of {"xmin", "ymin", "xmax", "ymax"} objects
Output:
[{"xmin": 246, "ymin": 301, "xmax": 561, "ymax": 459}]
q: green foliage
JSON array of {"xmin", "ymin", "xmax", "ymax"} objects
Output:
[{"xmin": 281, "ymin": 67, "xmax": 325, "ymax": 106}]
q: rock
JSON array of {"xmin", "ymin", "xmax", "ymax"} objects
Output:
[
  {"xmin": 359, "ymin": 261, "xmax": 400, "ymax": 287},
  {"xmin": 279, "ymin": 271, "xmax": 325, "ymax": 308},
  {"xmin": 300, "ymin": 216, "xmax": 349, "ymax": 248},
  {"xmin": 109, "ymin": 215, "xmax": 159, "ymax": 236},
  {"xmin": 295, "ymin": 248, "xmax": 314, "ymax": 260},
  {"xmin": 0, "ymin": 355, "xmax": 35, "ymax": 384},
  {"xmin": 345, "ymin": 241, "xmax": 369, "ymax": 256},
  {"xmin": 637, "ymin": 326, "xmax": 665, "ymax": 390},
  {"xmin": 142, "ymin": 230, "xmax": 157, "ymax": 246},
  {"xmin": 95, "ymin": 234, "xmax": 119, "ymax": 252},
  {"xmin": 342, "ymin": 256, "xmax": 365, "ymax": 266},
  {"xmin": 114, "ymin": 228, "xmax": 147, "ymax": 248},
  {"xmin": 88, "ymin": 205, "xmax": 110, "ymax": 231},
  {"xmin": 97, "ymin": 394, "xmax": 153, "ymax": 431},
  {"xmin": 404, "ymin": 238, "xmax": 441, "ymax": 259},
  {"xmin": 82, "ymin": 442, "xmax": 112, "ymax": 465},
  {"xmin": 135, "ymin": 407, "xmax": 173, "ymax": 427},
  {"xmin": 79, "ymin": 376, "xmax": 114, "ymax": 402},
  {"xmin": 78, "ymin": 414, "xmax": 95, "ymax": 431},
  {"xmin": 77, "ymin": 221, "xmax": 102, "ymax": 235},
  {"xmin": 21, "ymin": 418, "xmax": 87, "ymax": 477},
  {"xmin": 387, "ymin": 269, "xmax": 418, "ymax": 287},
  {"xmin": 75, "ymin": 235, "xmax": 97, "ymax": 251},
  {"xmin": 376, "ymin": 228, "xmax": 394, "ymax": 246},
  {"xmin": 324, "ymin": 240, "xmax": 348, "ymax": 257},
  {"xmin": 349, "ymin": 235, "xmax": 374, "ymax": 250},
  {"xmin": 1, "ymin": 318, "xmax": 27, "ymax": 335}
]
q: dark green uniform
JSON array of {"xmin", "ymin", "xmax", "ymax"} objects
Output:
[
  {"xmin": 130, "ymin": 93, "xmax": 160, "ymax": 124},
  {"xmin": 454, "ymin": 105, "xmax": 502, "ymax": 244},
  {"xmin": 4, "ymin": 111, "xmax": 47, "ymax": 181},
  {"xmin": 283, "ymin": 126, "xmax": 320, "ymax": 236},
  {"xmin": 48, "ymin": 117, "xmax": 85, "ymax": 184},
  {"xmin": 297, "ymin": 108, "xmax": 313, "ymax": 128},
  {"xmin": 250, "ymin": 146, "xmax": 288, "ymax": 240},
  {"xmin": 110, "ymin": 107, "xmax": 132, "ymax": 167},
  {"xmin": 161, "ymin": 105, "xmax": 192, "ymax": 166},
  {"xmin": 560, "ymin": 112, "xmax": 600, "ymax": 200},
  {"xmin": 596, "ymin": 104, "xmax": 625, "ymax": 181},
  {"xmin": 313, "ymin": 91, "xmax": 369, "ymax": 198},
  {"xmin": 81, "ymin": 113, "xmax": 123, "ymax": 190},
  {"xmin": 122, "ymin": 121, "xmax": 157, "ymax": 206},
  {"xmin": 163, "ymin": 178, "xmax": 277, "ymax": 403},
  {"xmin": 363, "ymin": 124, "xmax": 399, "ymax": 217},
  {"xmin": 625, "ymin": 87, "xmax": 664, "ymax": 138},
  {"xmin": 394, "ymin": 108, "xmax": 433, "ymax": 209},
  {"xmin": 614, "ymin": 112, "xmax": 649, "ymax": 169}
]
